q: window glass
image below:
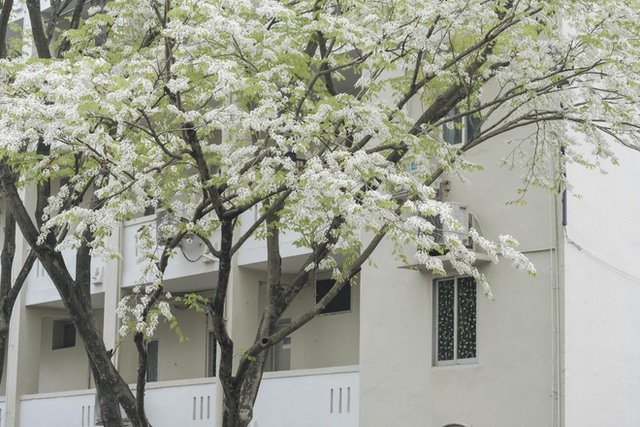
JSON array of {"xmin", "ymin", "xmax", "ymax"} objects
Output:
[
  {"xmin": 443, "ymin": 110, "xmax": 464, "ymax": 145},
  {"xmin": 434, "ymin": 277, "xmax": 477, "ymax": 365},
  {"xmin": 443, "ymin": 107, "xmax": 481, "ymax": 145},
  {"xmin": 52, "ymin": 320, "xmax": 76, "ymax": 350},
  {"xmin": 147, "ymin": 340, "xmax": 159, "ymax": 382},
  {"xmin": 316, "ymin": 279, "xmax": 351, "ymax": 314},
  {"xmin": 207, "ymin": 331, "xmax": 216, "ymax": 377},
  {"xmin": 457, "ymin": 277, "xmax": 477, "ymax": 359},
  {"xmin": 437, "ymin": 279, "xmax": 455, "ymax": 361}
]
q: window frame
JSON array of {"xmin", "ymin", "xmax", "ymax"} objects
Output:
[
  {"xmin": 207, "ymin": 331, "xmax": 217, "ymax": 377},
  {"xmin": 52, "ymin": 319, "xmax": 76, "ymax": 350},
  {"xmin": 433, "ymin": 276, "xmax": 478, "ymax": 366},
  {"xmin": 146, "ymin": 340, "xmax": 159, "ymax": 382},
  {"xmin": 442, "ymin": 107, "xmax": 481, "ymax": 146},
  {"xmin": 315, "ymin": 278, "xmax": 351, "ymax": 315}
]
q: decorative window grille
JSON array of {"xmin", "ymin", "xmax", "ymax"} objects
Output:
[{"xmin": 434, "ymin": 277, "xmax": 477, "ymax": 365}]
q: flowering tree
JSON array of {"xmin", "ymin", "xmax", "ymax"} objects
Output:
[
  {"xmin": 0, "ymin": 0, "xmax": 83, "ymax": 390},
  {"xmin": 1, "ymin": 1, "xmax": 640, "ymax": 427},
  {"xmin": 0, "ymin": 1, "xmax": 147, "ymax": 426}
]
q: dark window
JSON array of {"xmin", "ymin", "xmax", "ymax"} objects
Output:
[
  {"xmin": 52, "ymin": 320, "xmax": 76, "ymax": 350},
  {"xmin": 316, "ymin": 279, "xmax": 351, "ymax": 315},
  {"xmin": 147, "ymin": 340, "xmax": 159, "ymax": 382},
  {"xmin": 207, "ymin": 332, "xmax": 216, "ymax": 377},
  {"xmin": 443, "ymin": 107, "xmax": 481, "ymax": 145},
  {"xmin": 443, "ymin": 109, "xmax": 464, "ymax": 145},
  {"xmin": 434, "ymin": 277, "xmax": 477, "ymax": 365}
]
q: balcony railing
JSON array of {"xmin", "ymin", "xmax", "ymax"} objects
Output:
[
  {"xmin": 253, "ymin": 366, "xmax": 359, "ymax": 427},
  {"xmin": 121, "ymin": 215, "xmax": 219, "ymax": 288},
  {"xmin": 236, "ymin": 207, "xmax": 312, "ymax": 270},
  {"xmin": 25, "ymin": 254, "xmax": 105, "ymax": 307},
  {"xmin": 19, "ymin": 378, "xmax": 217, "ymax": 427},
  {"xmin": 20, "ymin": 389, "xmax": 96, "ymax": 427},
  {"xmin": 14, "ymin": 368, "xmax": 358, "ymax": 427}
]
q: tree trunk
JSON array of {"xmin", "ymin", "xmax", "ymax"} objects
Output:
[
  {"xmin": 0, "ymin": 164, "xmax": 142, "ymax": 426},
  {"xmin": 220, "ymin": 213, "xmax": 282, "ymax": 427},
  {"xmin": 134, "ymin": 332, "xmax": 152, "ymax": 427},
  {"xmin": 71, "ymin": 294, "xmax": 141, "ymax": 426},
  {"xmin": 221, "ymin": 354, "xmax": 267, "ymax": 427},
  {"xmin": 90, "ymin": 359, "xmax": 125, "ymax": 427},
  {"xmin": 0, "ymin": 326, "xmax": 9, "ymax": 383}
]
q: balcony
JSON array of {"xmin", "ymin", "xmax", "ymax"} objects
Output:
[
  {"xmin": 14, "ymin": 369, "xmax": 358, "ymax": 427},
  {"xmin": 121, "ymin": 215, "xmax": 219, "ymax": 291},
  {"xmin": 25, "ymin": 254, "xmax": 105, "ymax": 308},
  {"xmin": 236, "ymin": 207, "xmax": 313, "ymax": 273},
  {"xmin": 254, "ymin": 367, "xmax": 359, "ymax": 427},
  {"xmin": 19, "ymin": 378, "xmax": 217, "ymax": 427}
]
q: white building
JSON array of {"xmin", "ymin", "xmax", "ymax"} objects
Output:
[
  {"xmin": 0, "ymin": 126, "xmax": 639, "ymax": 427},
  {"xmin": 2, "ymin": 3, "xmax": 640, "ymax": 427}
]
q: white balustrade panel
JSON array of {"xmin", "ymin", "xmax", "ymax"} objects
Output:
[
  {"xmin": 121, "ymin": 215, "xmax": 219, "ymax": 288},
  {"xmin": 145, "ymin": 380, "xmax": 217, "ymax": 427},
  {"xmin": 20, "ymin": 391, "xmax": 95, "ymax": 427},
  {"xmin": 236, "ymin": 208, "xmax": 311, "ymax": 269},
  {"xmin": 25, "ymin": 253, "xmax": 105, "ymax": 307},
  {"xmin": 18, "ymin": 380, "xmax": 217, "ymax": 427},
  {"xmin": 253, "ymin": 369, "xmax": 359, "ymax": 427}
]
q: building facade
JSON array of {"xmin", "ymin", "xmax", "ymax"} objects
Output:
[
  {"xmin": 0, "ymin": 134, "xmax": 638, "ymax": 427},
  {"xmin": 2, "ymin": 2, "xmax": 640, "ymax": 427}
]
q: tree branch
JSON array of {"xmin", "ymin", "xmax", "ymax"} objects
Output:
[
  {"xmin": 25, "ymin": 0, "xmax": 51, "ymax": 59},
  {"xmin": 0, "ymin": 0, "xmax": 13, "ymax": 59}
]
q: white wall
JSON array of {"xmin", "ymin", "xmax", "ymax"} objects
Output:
[
  {"xmin": 563, "ymin": 144, "xmax": 640, "ymax": 426},
  {"xmin": 359, "ymin": 126, "xmax": 560, "ymax": 426},
  {"xmin": 38, "ymin": 309, "xmax": 103, "ymax": 393},
  {"xmin": 359, "ymin": 237, "xmax": 556, "ymax": 427},
  {"xmin": 20, "ymin": 390, "xmax": 96, "ymax": 427},
  {"xmin": 118, "ymin": 308, "xmax": 209, "ymax": 384},
  {"xmin": 255, "ymin": 273, "xmax": 360, "ymax": 370},
  {"xmin": 229, "ymin": 266, "xmax": 263, "ymax": 372}
]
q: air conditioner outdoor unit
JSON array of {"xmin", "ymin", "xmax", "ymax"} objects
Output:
[
  {"xmin": 156, "ymin": 209, "xmax": 175, "ymax": 245},
  {"xmin": 91, "ymin": 266, "xmax": 104, "ymax": 285},
  {"xmin": 431, "ymin": 203, "xmax": 473, "ymax": 249}
]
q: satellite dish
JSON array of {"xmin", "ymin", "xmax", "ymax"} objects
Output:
[{"xmin": 179, "ymin": 234, "xmax": 216, "ymax": 264}]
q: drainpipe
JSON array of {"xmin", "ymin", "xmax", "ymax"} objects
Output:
[{"xmin": 553, "ymin": 190, "xmax": 566, "ymax": 427}]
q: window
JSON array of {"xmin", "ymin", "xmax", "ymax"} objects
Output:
[
  {"xmin": 265, "ymin": 319, "xmax": 291, "ymax": 372},
  {"xmin": 443, "ymin": 107, "xmax": 481, "ymax": 145},
  {"xmin": 207, "ymin": 331, "xmax": 216, "ymax": 377},
  {"xmin": 147, "ymin": 340, "xmax": 159, "ymax": 382},
  {"xmin": 434, "ymin": 276, "xmax": 477, "ymax": 365},
  {"xmin": 52, "ymin": 320, "xmax": 76, "ymax": 350},
  {"xmin": 316, "ymin": 279, "xmax": 351, "ymax": 315}
]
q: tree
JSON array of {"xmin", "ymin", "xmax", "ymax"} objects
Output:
[
  {"xmin": 1, "ymin": 1, "xmax": 640, "ymax": 427},
  {"xmin": 0, "ymin": 0, "xmax": 145, "ymax": 425}
]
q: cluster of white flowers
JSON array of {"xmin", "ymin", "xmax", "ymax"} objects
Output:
[{"xmin": 1, "ymin": 0, "xmax": 638, "ymax": 344}]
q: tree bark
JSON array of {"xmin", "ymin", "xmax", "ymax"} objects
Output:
[
  {"xmin": 0, "ymin": 0, "xmax": 13, "ymax": 59},
  {"xmin": 0, "ymin": 162, "xmax": 143, "ymax": 426},
  {"xmin": 0, "ymin": 208, "xmax": 36, "ymax": 385},
  {"xmin": 134, "ymin": 332, "xmax": 152, "ymax": 427},
  {"xmin": 25, "ymin": 0, "xmax": 51, "ymax": 59},
  {"xmin": 90, "ymin": 359, "xmax": 125, "ymax": 427},
  {"xmin": 219, "ymin": 212, "xmax": 283, "ymax": 427}
]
